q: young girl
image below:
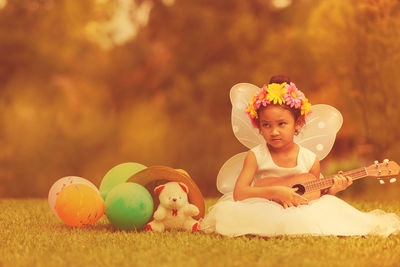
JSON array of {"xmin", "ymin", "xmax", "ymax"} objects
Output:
[{"xmin": 200, "ymin": 75, "xmax": 400, "ymax": 237}]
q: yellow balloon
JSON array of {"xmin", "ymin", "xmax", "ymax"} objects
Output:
[{"xmin": 55, "ymin": 184, "xmax": 104, "ymax": 227}]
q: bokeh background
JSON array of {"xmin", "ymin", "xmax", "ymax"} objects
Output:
[{"xmin": 1, "ymin": 0, "xmax": 399, "ymax": 200}]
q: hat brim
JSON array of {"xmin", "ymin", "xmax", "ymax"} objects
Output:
[{"xmin": 127, "ymin": 166, "xmax": 205, "ymax": 219}]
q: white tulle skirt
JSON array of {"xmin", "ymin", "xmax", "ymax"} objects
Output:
[{"xmin": 199, "ymin": 193, "xmax": 400, "ymax": 237}]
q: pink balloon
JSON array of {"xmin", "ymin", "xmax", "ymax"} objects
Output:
[{"xmin": 48, "ymin": 176, "xmax": 99, "ymax": 219}]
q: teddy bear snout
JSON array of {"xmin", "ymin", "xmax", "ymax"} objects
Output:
[{"xmin": 172, "ymin": 198, "xmax": 177, "ymax": 202}]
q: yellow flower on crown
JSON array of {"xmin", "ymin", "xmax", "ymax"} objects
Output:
[
  {"xmin": 301, "ymin": 97, "xmax": 311, "ymax": 116},
  {"xmin": 245, "ymin": 81, "xmax": 312, "ymax": 128},
  {"xmin": 245, "ymin": 105, "xmax": 258, "ymax": 119},
  {"xmin": 266, "ymin": 83, "xmax": 287, "ymax": 105}
]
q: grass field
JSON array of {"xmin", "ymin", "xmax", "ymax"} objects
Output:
[{"xmin": 1, "ymin": 198, "xmax": 400, "ymax": 267}]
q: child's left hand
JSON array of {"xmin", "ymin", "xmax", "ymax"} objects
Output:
[{"xmin": 327, "ymin": 171, "xmax": 353, "ymax": 195}]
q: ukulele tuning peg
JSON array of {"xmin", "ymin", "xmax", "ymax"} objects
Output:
[
  {"xmin": 379, "ymin": 179, "xmax": 385, "ymax": 185},
  {"xmin": 390, "ymin": 178, "xmax": 397, "ymax": 183},
  {"xmin": 374, "ymin": 160, "xmax": 379, "ymax": 167},
  {"xmin": 383, "ymin": 159, "xmax": 389, "ymax": 166}
]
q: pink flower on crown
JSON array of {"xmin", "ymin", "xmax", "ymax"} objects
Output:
[
  {"xmin": 245, "ymin": 81, "xmax": 312, "ymax": 128},
  {"xmin": 284, "ymin": 82, "xmax": 304, "ymax": 109},
  {"xmin": 254, "ymin": 86, "xmax": 270, "ymax": 108}
]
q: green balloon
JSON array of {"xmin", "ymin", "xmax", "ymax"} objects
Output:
[
  {"xmin": 105, "ymin": 183, "xmax": 154, "ymax": 230},
  {"xmin": 100, "ymin": 162, "xmax": 147, "ymax": 200}
]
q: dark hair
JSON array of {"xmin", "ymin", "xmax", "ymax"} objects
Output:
[
  {"xmin": 269, "ymin": 75, "xmax": 291, "ymax": 84},
  {"xmin": 256, "ymin": 75, "xmax": 305, "ymax": 128}
]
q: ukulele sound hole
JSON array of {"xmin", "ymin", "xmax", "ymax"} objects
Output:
[{"xmin": 292, "ymin": 184, "xmax": 305, "ymax": 195}]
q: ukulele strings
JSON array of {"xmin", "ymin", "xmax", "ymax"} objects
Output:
[{"xmin": 303, "ymin": 168, "xmax": 367, "ymax": 192}]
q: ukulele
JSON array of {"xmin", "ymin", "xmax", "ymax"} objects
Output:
[{"xmin": 253, "ymin": 159, "xmax": 399, "ymax": 201}]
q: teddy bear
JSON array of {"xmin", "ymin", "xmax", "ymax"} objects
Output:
[{"xmin": 146, "ymin": 181, "xmax": 200, "ymax": 232}]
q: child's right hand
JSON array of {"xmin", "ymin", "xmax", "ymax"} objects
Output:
[
  {"xmin": 271, "ymin": 186, "xmax": 309, "ymax": 209},
  {"xmin": 326, "ymin": 171, "xmax": 353, "ymax": 195}
]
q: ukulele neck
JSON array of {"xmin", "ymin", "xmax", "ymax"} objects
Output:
[{"xmin": 305, "ymin": 168, "xmax": 367, "ymax": 192}]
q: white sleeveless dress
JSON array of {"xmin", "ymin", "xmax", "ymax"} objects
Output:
[{"xmin": 200, "ymin": 144, "xmax": 400, "ymax": 237}]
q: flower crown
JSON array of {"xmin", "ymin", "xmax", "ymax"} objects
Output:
[{"xmin": 245, "ymin": 82, "xmax": 311, "ymax": 128}]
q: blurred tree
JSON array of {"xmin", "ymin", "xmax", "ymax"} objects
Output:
[
  {"xmin": 4, "ymin": 0, "xmax": 395, "ymax": 198},
  {"xmin": 0, "ymin": 0, "xmax": 113, "ymax": 196},
  {"xmin": 308, "ymin": 0, "xmax": 400, "ymax": 162},
  {"xmin": 103, "ymin": 0, "xmax": 321, "ymax": 195},
  {"xmin": 0, "ymin": 0, "xmax": 330, "ymax": 197}
]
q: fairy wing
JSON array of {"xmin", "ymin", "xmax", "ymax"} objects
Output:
[
  {"xmin": 294, "ymin": 104, "xmax": 343, "ymax": 160},
  {"xmin": 216, "ymin": 83, "xmax": 343, "ymax": 194},
  {"xmin": 217, "ymin": 83, "xmax": 262, "ymax": 194},
  {"xmin": 230, "ymin": 83, "xmax": 264, "ymax": 149},
  {"xmin": 216, "ymin": 152, "xmax": 247, "ymax": 194}
]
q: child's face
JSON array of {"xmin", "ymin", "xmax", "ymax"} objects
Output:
[{"xmin": 258, "ymin": 105, "xmax": 300, "ymax": 150}]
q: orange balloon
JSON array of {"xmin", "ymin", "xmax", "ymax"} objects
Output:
[{"xmin": 55, "ymin": 184, "xmax": 104, "ymax": 227}]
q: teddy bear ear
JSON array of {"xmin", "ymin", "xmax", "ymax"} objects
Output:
[
  {"xmin": 154, "ymin": 185, "xmax": 165, "ymax": 195},
  {"xmin": 178, "ymin": 182, "xmax": 188, "ymax": 193}
]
